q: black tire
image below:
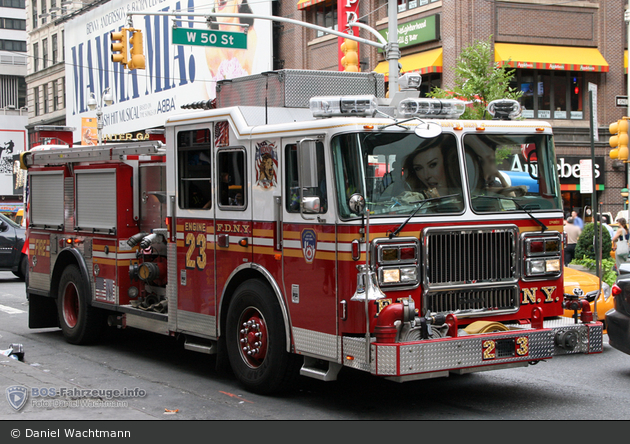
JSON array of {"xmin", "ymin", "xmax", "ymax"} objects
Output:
[
  {"xmin": 225, "ymin": 280, "xmax": 298, "ymax": 394},
  {"xmin": 13, "ymin": 254, "xmax": 27, "ymax": 281},
  {"xmin": 57, "ymin": 265, "xmax": 104, "ymax": 345}
]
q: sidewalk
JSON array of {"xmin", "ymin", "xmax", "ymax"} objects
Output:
[{"xmin": 0, "ymin": 355, "xmax": 154, "ymax": 420}]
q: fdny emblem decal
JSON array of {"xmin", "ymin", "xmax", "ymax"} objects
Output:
[
  {"xmin": 301, "ymin": 229, "xmax": 317, "ymax": 264},
  {"xmin": 255, "ymin": 140, "xmax": 278, "ymax": 189}
]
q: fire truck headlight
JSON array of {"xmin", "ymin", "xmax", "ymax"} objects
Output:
[
  {"xmin": 545, "ymin": 259, "xmax": 561, "ymax": 272},
  {"xmin": 400, "ymin": 266, "xmax": 417, "ymax": 282},
  {"xmin": 526, "ymin": 258, "xmax": 561, "ymax": 276},
  {"xmin": 381, "ymin": 268, "xmax": 401, "ymax": 284}
]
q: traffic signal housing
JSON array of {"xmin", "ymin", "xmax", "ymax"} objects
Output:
[
  {"xmin": 128, "ymin": 28, "xmax": 146, "ymax": 71},
  {"xmin": 111, "ymin": 28, "xmax": 128, "ymax": 67},
  {"xmin": 340, "ymin": 38, "xmax": 359, "ymax": 72},
  {"xmin": 610, "ymin": 117, "xmax": 630, "ymax": 161}
]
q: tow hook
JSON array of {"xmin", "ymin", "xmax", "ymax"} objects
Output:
[{"xmin": 555, "ymin": 329, "xmax": 579, "ymax": 351}]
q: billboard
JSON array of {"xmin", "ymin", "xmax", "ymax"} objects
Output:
[{"xmin": 64, "ymin": 0, "xmax": 272, "ymax": 143}]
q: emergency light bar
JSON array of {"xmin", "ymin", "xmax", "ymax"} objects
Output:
[
  {"xmin": 397, "ymin": 98, "xmax": 466, "ymax": 119},
  {"xmin": 487, "ymin": 99, "xmax": 522, "ymax": 120},
  {"xmin": 309, "ymin": 95, "xmax": 378, "ymax": 118}
]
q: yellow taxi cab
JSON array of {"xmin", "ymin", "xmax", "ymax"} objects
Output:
[{"xmin": 563, "ymin": 266, "xmax": 613, "ymax": 330}]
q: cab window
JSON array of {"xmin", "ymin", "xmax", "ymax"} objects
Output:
[
  {"xmin": 285, "ymin": 142, "xmax": 327, "ymax": 213},
  {"xmin": 217, "ymin": 149, "xmax": 246, "ymax": 209},
  {"xmin": 177, "ymin": 129, "xmax": 212, "ymax": 210}
]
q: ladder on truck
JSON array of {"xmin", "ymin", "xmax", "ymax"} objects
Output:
[{"xmin": 20, "ymin": 141, "xmax": 166, "ymax": 168}]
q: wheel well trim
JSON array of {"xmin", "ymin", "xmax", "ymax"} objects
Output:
[
  {"xmin": 218, "ymin": 263, "xmax": 292, "ymax": 353},
  {"xmin": 50, "ymin": 247, "xmax": 92, "ymax": 302}
]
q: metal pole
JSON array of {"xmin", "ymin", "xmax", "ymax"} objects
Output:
[
  {"xmin": 590, "ymin": 90, "xmax": 600, "ymax": 304},
  {"xmin": 386, "ymin": 0, "xmax": 400, "ymax": 96}
]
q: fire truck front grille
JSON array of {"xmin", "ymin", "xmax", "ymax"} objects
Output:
[
  {"xmin": 424, "ymin": 227, "xmax": 517, "ymax": 287},
  {"xmin": 425, "ymin": 286, "xmax": 519, "ymax": 316}
]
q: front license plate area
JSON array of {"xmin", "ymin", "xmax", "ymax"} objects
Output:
[{"xmin": 482, "ymin": 336, "xmax": 529, "ymax": 360}]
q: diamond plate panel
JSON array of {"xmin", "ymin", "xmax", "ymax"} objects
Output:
[
  {"xmin": 341, "ymin": 336, "xmax": 371, "ymax": 372},
  {"xmin": 167, "ymin": 242, "xmax": 178, "ymax": 331},
  {"xmin": 373, "ymin": 330, "xmax": 553, "ymax": 376},
  {"xmin": 177, "ymin": 310, "xmax": 216, "ymax": 339},
  {"xmin": 293, "ymin": 327, "xmax": 340, "ymax": 361}
]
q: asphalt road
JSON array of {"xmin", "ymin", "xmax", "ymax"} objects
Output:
[{"xmin": 1, "ymin": 270, "xmax": 630, "ymax": 424}]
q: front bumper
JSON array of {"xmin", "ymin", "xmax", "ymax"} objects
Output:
[
  {"xmin": 342, "ymin": 318, "xmax": 603, "ymax": 382},
  {"xmin": 607, "ymin": 308, "xmax": 630, "ymax": 356}
]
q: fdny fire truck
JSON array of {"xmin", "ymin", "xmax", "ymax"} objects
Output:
[{"xmin": 22, "ymin": 70, "xmax": 602, "ymax": 394}]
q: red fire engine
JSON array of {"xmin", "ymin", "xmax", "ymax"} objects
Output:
[{"xmin": 22, "ymin": 70, "xmax": 602, "ymax": 394}]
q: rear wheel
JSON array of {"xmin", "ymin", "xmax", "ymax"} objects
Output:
[
  {"xmin": 225, "ymin": 280, "xmax": 297, "ymax": 394},
  {"xmin": 57, "ymin": 265, "xmax": 104, "ymax": 345}
]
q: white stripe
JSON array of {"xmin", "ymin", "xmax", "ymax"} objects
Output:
[{"xmin": 0, "ymin": 304, "xmax": 25, "ymax": 314}]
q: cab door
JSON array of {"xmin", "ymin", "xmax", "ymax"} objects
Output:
[
  {"xmin": 214, "ymin": 146, "xmax": 253, "ymax": 301},
  {"xmin": 173, "ymin": 126, "xmax": 217, "ymax": 334},
  {"xmin": 281, "ymin": 137, "xmax": 338, "ymax": 361}
]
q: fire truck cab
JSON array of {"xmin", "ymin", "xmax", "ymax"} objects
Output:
[{"xmin": 23, "ymin": 70, "xmax": 602, "ymax": 394}]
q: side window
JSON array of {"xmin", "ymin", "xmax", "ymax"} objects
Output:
[
  {"xmin": 217, "ymin": 149, "xmax": 246, "ymax": 209},
  {"xmin": 177, "ymin": 129, "xmax": 212, "ymax": 210},
  {"xmin": 285, "ymin": 142, "xmax": 327, "ymax": 213}
]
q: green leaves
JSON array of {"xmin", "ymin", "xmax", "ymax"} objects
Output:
[{"xmin": 428, "ymin": 37, "xmax": 522, "ymax": 120}]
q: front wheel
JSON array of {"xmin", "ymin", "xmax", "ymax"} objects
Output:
[
  {"xmin": 57, "ymin": 265, "xmax": 104, "ymax": 345},
  {"xmin": 225, "ymin": 280, "xmax": 298, "ymax": 394}
]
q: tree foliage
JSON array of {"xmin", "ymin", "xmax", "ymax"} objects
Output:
[
  {"xmin": 428, "ymin": 37, "xmax": 522, "ymax": 119},
  {"xmin": 574, "ymin": 222, "xmax": 612, "ymax": 262}
]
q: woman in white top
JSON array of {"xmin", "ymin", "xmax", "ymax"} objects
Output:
[{"xmin": 612, "ymin": 218, "xmax": 630, "ymax": 271}]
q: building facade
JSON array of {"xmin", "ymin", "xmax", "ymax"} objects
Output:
[
  {"xmin": 22, "ymin": 0, "xmax": 630, "ymax": 218},
  {"xmin": 1, "ymin": 0, "xmax": 28, "ymax": 206}
]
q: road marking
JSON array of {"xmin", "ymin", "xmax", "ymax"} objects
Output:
[{"xmin": 0, "ymin": 304, "xmax": 25, "ymax": 314}]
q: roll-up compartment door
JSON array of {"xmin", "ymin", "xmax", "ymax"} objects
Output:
[
  {"xmin": 30, "ymin": 171, "xmax": 64, "ymax": 228},
  {"xmin": 75, "ymin": 169, "xmax": 117, "ymax": 232}
]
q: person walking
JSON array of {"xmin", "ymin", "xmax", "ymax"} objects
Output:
[
  {"xmin": 612, "ymin": 218, "xmax": 630, "ymax": 271},
  {"xmin": 564, "ymin": 217, "xmax": 581, "ymax": 266},
  {"xmin": 571, "ymin": 210, "xmax": 584, "ymax": 229}
]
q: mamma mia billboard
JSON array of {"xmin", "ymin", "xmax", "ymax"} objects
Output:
[{"xmin": 64, "ymin": 0, "xmax": 272, "ymax": 143}]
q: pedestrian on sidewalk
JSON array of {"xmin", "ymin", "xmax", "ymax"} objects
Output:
[
  {"xmin": 564, "ymin": 216, "xmax": 581, "ymax": 266},
  {"xmin": 571, "ymin": 210, "xmax": 584, "ymax": 229},
  {"xmin": 612, "ymin": 218, "xmax": 630, "ymax": 271}
]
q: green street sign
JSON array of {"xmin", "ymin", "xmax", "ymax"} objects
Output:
[{"xmin": 172, "ymin": 28, "xmax": 247, "ymax": 49}]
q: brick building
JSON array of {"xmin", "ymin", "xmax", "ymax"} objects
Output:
[{"xmin": 278, "ymin": 0, "xmax": 630, "ymax": 219}]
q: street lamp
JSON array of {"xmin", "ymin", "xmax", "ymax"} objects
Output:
[
  {"xmin": 87, "ymin": 88, "xmax": 113, "ymax": 145},
  {"xmin": 622, "ymin": 187, "xmax": 629, "ymax": 210}
]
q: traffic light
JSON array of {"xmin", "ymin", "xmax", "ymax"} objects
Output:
[
  {"xmin": 340, "ymin": 38, "xmax": 359, "ymax": 72},
  {"xmin": 128, "ymin": 28, "xmax": 145, "ymax": 71},
  {"xmin": 610, "ymin": 117, "xmax": 629, "ymax": 161},
  {"xmin": 110, "ymin": 28, "xmax": 128, "ymax": 67}
]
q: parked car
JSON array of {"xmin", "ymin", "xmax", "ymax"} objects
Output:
[
  {"xmin": 563, "ymin": 266, "xmax": 613, "ymax": 329},
  {"xmin": 0, "ymin": 213, "xmax": 27, "ymax": 280},
  {"xmin": 608, "ymin": 265, "xmax": 630, "ymax": 356}
]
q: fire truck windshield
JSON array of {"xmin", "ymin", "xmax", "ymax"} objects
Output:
[
  {"xmin": 464, "ymin": 133, "xmax": 561, "ymax": 213},
  {"xmin": 332, "ymin": 131, "xmax": 561, "ymax": 219}
]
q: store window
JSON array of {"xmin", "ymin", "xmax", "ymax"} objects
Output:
[
  {"xmin": 514, "ymin": 70, "xmax": 584, "ymax": 120},
  {"xmin": 397, "ymin": 0, "xmax": 440, "ymax": 13},
  {"xmin": 419, "ymin": 73, "xmax": 441, "ymax": 98}
]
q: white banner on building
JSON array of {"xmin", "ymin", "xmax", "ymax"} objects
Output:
[
  {"xmin": 64, "ymin": 0, "xmax": 273, "ymax": 143},
  {"xmin": 579, "ymin": 158, "xmax": 593, "ymax": 194}
]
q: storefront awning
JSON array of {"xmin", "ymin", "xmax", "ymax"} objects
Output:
[
  {"xmin": 297, "ymin": 0, "xmax": 326, "ymax": 10},
  {"xmin": 373, "ymin": 48, "xmax": 443, "ymax": 78},
  {"xmin": 495, "ymin": 43, "xmax": 609, "ymax": 72}
]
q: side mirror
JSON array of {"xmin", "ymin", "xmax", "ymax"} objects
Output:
[
  {"xmin": 297, "ymin": 139, "xmax": 319, "ymax": 189},
  {"xmin": 0, "ymin": 221, "xmax": 7, "ymax": 231},
  {"xmin": 348, "ymin": 193, "xmax": 366, "ymax": 216},
  {"xmin": 302, "ymin": 196, "xmax": 321, "ymax": 214}
]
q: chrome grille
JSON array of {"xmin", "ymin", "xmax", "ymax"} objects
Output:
[
  {"xmin": 426, "ymin": 286, "xmax": 518, "ymax": 315},
  {"xmin": 425, "ymin": 227, "xmax": 517, "ymax": 287}
]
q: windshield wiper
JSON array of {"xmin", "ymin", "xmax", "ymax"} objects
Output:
[
  {"xmin": 472, "ymin": 194, "xmax": 548, "ymax": 232},
  {"xmin": 388, "ymin": 194, "xmax": 460, "ymax": 239}
]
